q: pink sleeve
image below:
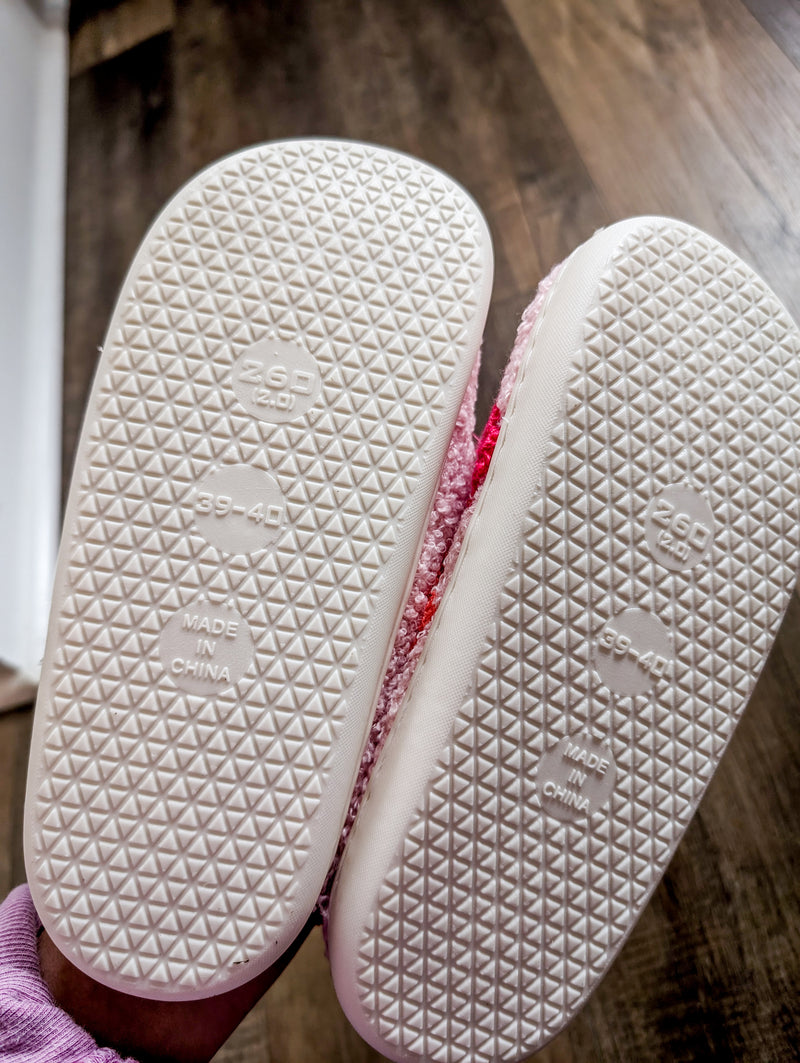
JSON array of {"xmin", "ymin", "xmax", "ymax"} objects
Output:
[{"xmin": 0, "ymin": 884, "xmax": 135, "ymax": 1063}]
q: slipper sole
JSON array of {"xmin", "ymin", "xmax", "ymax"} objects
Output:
[
  {"xmin": 24, "ymin": 139, "xmax": 493, "ymax": 1000},
  {"xmin": 329, "ymin": 217, "xmax": 800, "ymax": 1062}
]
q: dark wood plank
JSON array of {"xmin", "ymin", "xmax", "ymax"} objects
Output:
[
  {"xmin": 742, "ymin": 0, "xmax": 800, "ymax": 71},
  {"xmin": 503, "ymin": 0, "xmax": 800, "ymax": 321},
  {"xmin": 70, "ymin": 0, "xmax": 175, "ymax": 76},
  {"xmin": 0, "ymin": 707, "xmax": 34, "ymax": 897}
]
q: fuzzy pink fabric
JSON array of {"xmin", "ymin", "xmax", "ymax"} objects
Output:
[
  {"xmin": 434, "ymin": 264, "xmax": 563, "ymax": 624},
  {"xmin": 471, "ymin": 263, "xmax": 562, "ymax": 496},
  {"xmin": 0, "ymin": 885, "xmax": 132, "ymax": 1063},
  {"xmin": 318, "ymin": 264, "xmax": 563, "ymax": 931}
]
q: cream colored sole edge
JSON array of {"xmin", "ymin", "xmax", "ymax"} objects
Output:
[
  {"xmin": 329, "ymin": 217, "xmax": 800, "ymax": 1062},
  {"xmin": 24, "ymin": 138, "xmax": 493, "ymax": 1000}
]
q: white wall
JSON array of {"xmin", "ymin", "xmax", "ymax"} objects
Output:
[{"xmin": 0, "ymin": 0, "xmax": 68, "ymax": 683}]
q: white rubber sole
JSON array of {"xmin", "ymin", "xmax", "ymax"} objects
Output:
[
  {"xmin": 328, "ymin": 217, "xmax": 800, "ymax": 1062},
  {"xmin": 24, "ymin": 139, "xmax": 493, "ymax": 1000}
]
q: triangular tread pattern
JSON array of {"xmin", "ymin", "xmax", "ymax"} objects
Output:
[
  {"xmin": 355, "ymin": 222, "xmax": 800, "ymax": 1061},
  {"xmin": 27, "ymin": 141, "xmax": 487, "ymax": 998}
]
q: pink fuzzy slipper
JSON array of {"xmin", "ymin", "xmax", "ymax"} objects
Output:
[
  {"xmin": 328, "ymin": 218, "xmax": 800, "ymax": 1062},
  {"xmin": 318, "ymin": 264, "xmax": 563, "ymax": 934}
]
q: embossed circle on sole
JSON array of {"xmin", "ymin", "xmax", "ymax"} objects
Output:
[
  {"xmin": 159, "ymin": 600, "xmax": 254, "ymax": 694},
  {"xmin": 193, "ymin": 464, "xmax": 286, "ymax": 554},
  {"xmin": 594, "ymin": 607, "xmax": 672, "ymax": 696},
  {"xmin": 536, "ymin": 732, "xmax": 617, "ymax": 824},
  {"xmin": 644, "ymin": 484, "xmax": 715, "ymax": 571},
  {"xmin": 232, "ymin": 337, "xmax": 321, "ymax": 422}
]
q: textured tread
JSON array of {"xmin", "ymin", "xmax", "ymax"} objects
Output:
[
  {"xmin": 339, "ymin": 220, "xmax": 800, "ymax": 1061},
  {"xmin": 25, "ymin": 140, "xmax": 491, "ymax": 999}
]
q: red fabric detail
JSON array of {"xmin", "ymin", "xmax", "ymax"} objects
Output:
[
  {"xmin": 419, "ymin": 588, "xmax": 440, "ymax": 631},
  {"xmin": 471, "ymin": 403, "xmax": 502, "ymax": 495}
]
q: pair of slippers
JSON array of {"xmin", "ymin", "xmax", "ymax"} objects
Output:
[{"xmin": 24, "ymin": 140, "xmax": 800, "ymax": 1061}]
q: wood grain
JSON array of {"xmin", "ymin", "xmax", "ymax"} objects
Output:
[
  {"xmin": 4, "ymin": 0, "xmax": 796, "ymax": 1060},
  {"xmin": 743, "ymin": 0, "xmax": 800, "ymax": 70},
  {"xmin": 69, "ymin": 0, "xmax": 175, "ymax": 76},
  {"xmin": 503, "ymin": 0, "xmax": 800, "ymax": 318},
  {"xmin": 0, "ymin": 706, "xmax": 34, "ymax": 897}
]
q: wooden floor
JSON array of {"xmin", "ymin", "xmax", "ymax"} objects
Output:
[{"xmin": 2, "ymin": 0, "xmax": 799, "ymax": 1059}]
